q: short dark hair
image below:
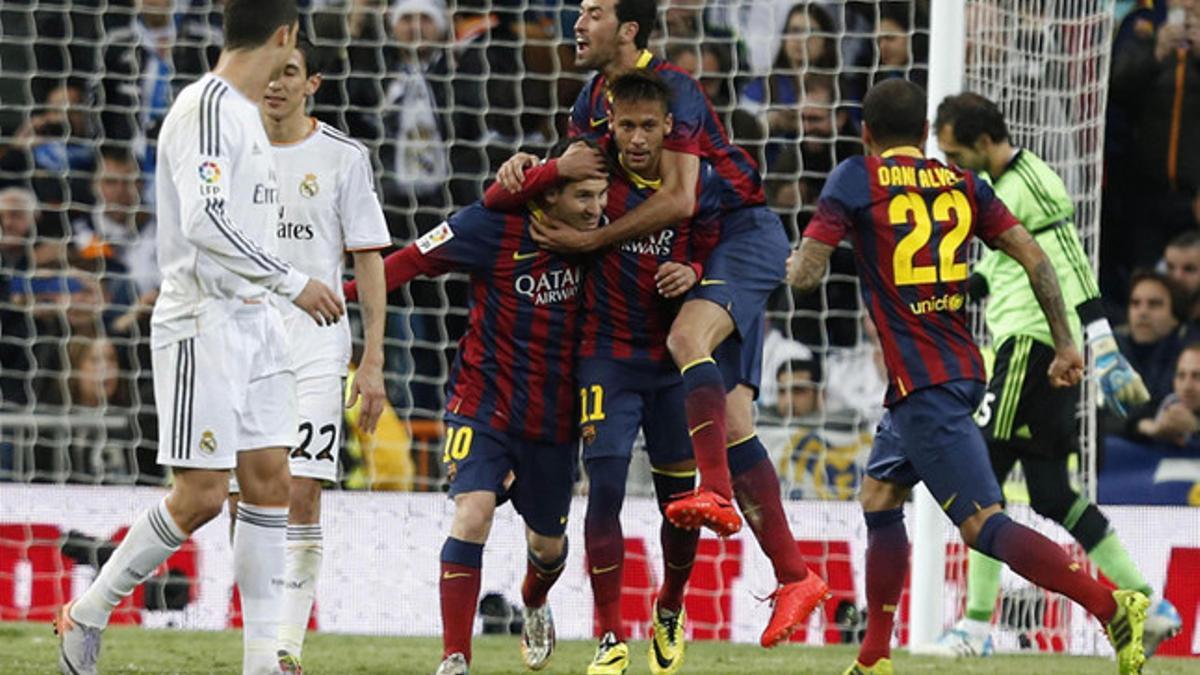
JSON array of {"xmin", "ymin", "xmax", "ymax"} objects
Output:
[
  {"xmin": 224, "ymin": 0, "xmax": 298, "ymax": 51},
  {"xmin": 934, "ymin": 92, "xmax": 1010, "ymax": 146},
  {"xmin": 609, "ymin": 69, "xmax": 673, "ymax": 112},
  {"xmin": 778, "ymin": 357, "xmax": 822, "ymax": 386},
  {"xmin": 1168, "ymin": 230, "xmax": 1200, "ymax": 250},
  {"xmin": 863, "ymin": 79, "xmax": 927, "ymax": 147},
  {"xmin": 615, "ymin": 0, "xmax": 658, "ymax": 50},
  {"xmin": 1130, "ymin": 268, "xmax": 1183, "ymax": 322},
  {"xmin": 97, "ymin": 144, "xmax": 138, "ymax": 168},
  {"xmin": 296, "ymin": 34, "xmax": 332, "ymax": 77}
]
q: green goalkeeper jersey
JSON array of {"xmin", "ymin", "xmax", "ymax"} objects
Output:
[{"xmin": 975, "ymin": 149, "xmax": 1100, "ymax": 348}]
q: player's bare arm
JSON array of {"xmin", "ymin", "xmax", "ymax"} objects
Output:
[
  {"xmin": 992, "ymin": 226, "xmax": 1083, "ymax": 387},
  {"xmin": 532, "ymin": 149, "xmax": 699, "ymax": 253},
  {"xmin": 786, "ymin": 238, "xmax": 836, "ymax": 293},
  {"xmin": 347, "ymin": 250, "xmax": 387, "ymax": 432},
  {"xmin": 497, "ymin": 143, "xmax": 605, "ymax": 194}
]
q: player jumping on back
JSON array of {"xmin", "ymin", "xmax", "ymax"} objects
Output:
[
  {"xmin": 257, "ymin": 39, "xmax": 390, "ymax": 673},
  {"xmin": 928, "ymin": 92, "xmax": 1181, "ymax": 659},
  {"xmin": 55, "ymin": 2, "xmax": 346, "ymax": 674},
  {"xmin": 788, "ymin": 79, "xmax": 1149, "ymax": 675},
  {"xmin": 496, "ymin": 0, "xmax": 829, "ymax": 651},
  {"xmin": 345, "ymin": 141, "xmax": 607, "ymax": 675}
]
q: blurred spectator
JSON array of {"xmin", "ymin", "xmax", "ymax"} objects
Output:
[
  {"xmin": 0, "ymin": 187, "xmax": 58, "ymax": 276},
  {"xmin": 823, "ymin": 313, "xmax": 888, "ymax": 427},
  {"xmin": 1162, "ymin": 230, "xmax": 1200, "ymax": 321},
  {"xmin": 1110, "ymin": 0, "xmax": 1200, "ymax": 268},
  {"xmin": 739, "ymin": 3, "xmax": 838, "ymax": 163},
  {"xmin": 0, "ymin": 80, "xmax": 97, "ymax": 210},
  {"xmin": 774, "ymin": 357, "xmax": 823, "ymax": 420},
  {"xmin": 99, "ymin": 0, "xmax": 221, "ymax": 180},
  {"xmin": 795, "ymin": 74, "xmax": 862, "ymax": 200},
  {"xmin": 33, "ymin": 336, "xmax": 148, "ymax": 484},
  {"xmin": 70, "ymin": 146, "xmax": 160, "ymax": 306},
  {"xmin": 339, "ymin": 0, "xmax": 486, "ymax": 240},
  {"xmin": 871, "ymin": 2, "xmax": 927, "ymax": 89},
  {"xmin": 659, "ymin": 0, "xmax": 748, "ymax": 76},
  {"xmin": 1134, "ymin": 342, "xmax": 1200, "ymax": 447},
  {"xmin": 760, "ymin": 330, "xmax": 814, "ymax": 413},
  {"xmin": 1117, "ymin": 270, "xmax": 1195, "ymax": 406},
  {"xmin": 1, "ymin": 187, "xmax": 50, "ymax": 408}
]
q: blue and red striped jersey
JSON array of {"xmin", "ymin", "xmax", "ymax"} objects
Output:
[
  {"xmin": 804, "ymin": 148, "xmax": 1020, "ymax": 405},
  {"xmin": 569, "ymin": 50, "xmax": 765, "ymax": 210},
  {"xmin": 416, "ymin": 202, "xmax": 583, "ymax": 443},
  {"xmin": 579, "ymin": 163, "xmax": 720, "ymax": 364}
]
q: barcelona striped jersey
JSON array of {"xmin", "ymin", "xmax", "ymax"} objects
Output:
[
  {"xmin": 579, "ymin": 159, "xmax": 723, "ymax": 364},
  {"xmin": 804, "ymin": 148, "xmax": 1020, "ymax": 405},
  {"xmin": 415, "ymin": 203, "xmax": 582, "ymax": 443}
]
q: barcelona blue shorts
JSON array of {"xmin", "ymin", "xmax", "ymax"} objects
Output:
[
  {"xmin": 712, "ymin": 313, "xmax": 765, "ymax": 396},
  {"xmin": 866, "ymin": 379, "xmax": 1003, "ymax": 525},
  {"xmin": 689, "ymin": 206, "xmax": 788, "ymax": 342},
  {"xmin": 442, "ymin": 412, "xmax": 577, "ymax": 537},
  {"xmin": 577, "ymin": 357, "xmax": 693, "ymax": 467}
]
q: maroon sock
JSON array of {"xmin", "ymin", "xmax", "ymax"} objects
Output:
[
  {"xmin": 586, "ymin": 490, "xmax": 626, "ymax": 639},
  {"xmin": 979, "ymin": 513, "xmax": 1117, "ymax": 622},
  {"xmin": 439, "ymin": 537, "xmax": 484, "ymax": 662},
  {"xmin": 654, "ymin": 469, "xmax": 700, "ymax": 612},
  {"xmin": 522, "ymin": 542, "xmax": 567, "ymax": 609},
  {"xmin": 681, "ymin": 360, "xmax": 731, "ymax": 498},
  {"xmin": 731, "ymin": 453, "xmax": 809, "ymax": 585},
  {"xmin": 859, "ymin": 509, "xmax": 908, "ymax": 667}
]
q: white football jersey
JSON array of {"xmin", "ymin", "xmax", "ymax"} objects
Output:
[
  {"xmin": 272, "ymin": 121, "xmax": 391, "ymax": 377},
  {"xmin": 151, "ymin": 73, "xmax": 307, "ymax": 348}
]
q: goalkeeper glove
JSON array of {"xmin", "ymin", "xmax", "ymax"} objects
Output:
[{"xmin": 1085, "ymin": 319, "xmax": 1150, "ymax": 418}]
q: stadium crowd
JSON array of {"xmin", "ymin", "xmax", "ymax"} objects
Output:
[{"xmin": 0, "ymin": 0, "xmax": 1198, "ymax": 501}]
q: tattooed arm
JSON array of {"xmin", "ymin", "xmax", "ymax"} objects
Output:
[
  {"xmin": 786, "ymin": 238, "xmax": 837, "ymax": 293},
  {"xmin": 991, "ymin": 226, "xmax": 1084, "ymax": 386}
]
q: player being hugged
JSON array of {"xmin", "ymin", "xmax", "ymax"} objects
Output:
[
  {"xmin": 483, "ymin": 71, "xmax": 709, "ymax": 674},
  {"xmin": 251, "ymin": 38, "xmax": 390, "ymax": 673},
  {"xmin": 345, "ymin": 141, "xmax": 607, "ymax": 675},
  {"xmin": 54, "ymin": 2, "xmax": 345, "ymax": 675},
  {"xmin": 497, "ymin": 0, "xmax": 830, "ymax": 650},
  {"xmin": 787, "ymin": 79, "xmax": 1150, "ymax": 675}
]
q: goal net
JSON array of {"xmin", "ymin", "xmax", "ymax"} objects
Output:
[{"xmin": 0, "ymin": 0, "xmax": 1133, "ymax": 655}]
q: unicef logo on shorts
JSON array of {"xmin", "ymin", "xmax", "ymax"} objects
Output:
[{"xmin": 198, "ymin": 161, "xmax": 221, "ymax": 184}]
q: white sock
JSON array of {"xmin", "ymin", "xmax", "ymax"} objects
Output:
[
  {"xmin": 961, "ymin": 617, "xmax": 992, "ymax": 642},
  {"xmin": 234, "ymin": 503, "xmax": 288, "ymax": 675},
  {"xmin": 277, "ymin": 524, "xmax": 323, "ymax": 659},
  {"xmin": 70, "ymin": 498, "xmax": 185, "ymax": 629}
]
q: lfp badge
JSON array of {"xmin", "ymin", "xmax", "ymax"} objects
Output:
[{"xmin": 198, "ymin": 161, "xmax": 221, "ymax": 184}]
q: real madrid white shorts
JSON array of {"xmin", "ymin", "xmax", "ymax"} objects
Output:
[
  {"xmin": 287, "ymin": 373, "xmax": 345, "ymax": 482},
  {"xmin": 154, "ymin": 301, "xmax": 297, "ymax": 470}
]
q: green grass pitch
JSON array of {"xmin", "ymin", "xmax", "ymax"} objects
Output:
[{"xmin": 5, "ymin": 622, "xmax": 1199, "ymax": 674}]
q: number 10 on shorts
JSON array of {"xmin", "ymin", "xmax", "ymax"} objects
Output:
[{"xmin": 442, "ymin": 426, "xmax": 474, "ymax": 463}]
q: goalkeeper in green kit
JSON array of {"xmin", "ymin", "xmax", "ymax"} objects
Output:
[{"xmin": 927, "ymin": 92, "xmax": 1183, "ymax": 659}]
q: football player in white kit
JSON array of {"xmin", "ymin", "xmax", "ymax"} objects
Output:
[
  {"xmin": 254, "ymin": 39, "xmax": 390, "ymax": 672},
  {"xmin": 54, "ymin": 2, "xmax": 344, "ymax": 675}
]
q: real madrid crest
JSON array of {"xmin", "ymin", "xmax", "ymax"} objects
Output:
[
  {"xmin": 299, "ymin": 173, "xmax": 319, "ymax": 198},
  {"xmin": 199, "ymin": 430, "xmax": 218, "ymax": 454}
]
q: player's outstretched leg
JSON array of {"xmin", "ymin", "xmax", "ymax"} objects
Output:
[
  {"xmin": 845, "ymin": 478, "xmax": 907, "ymax": 674},
  {"xmin": 521, "ymin": 532, "xmax": 566, "ymax": 670},
  {"xmin": 727, "ymin": 430, "xmax": 828, "ymax": 647},
  {"xmin": 439, "ymin": 493, "xmax": 493, "ymax": 671},
  {"xmin": 965, "ymin": 508, "xmax": 1148, "ymax": 674},
  {"xmin": 56, "ymin": 494, "xmax": 193, "ymax": 675},
  {"xmin": 648, "ymin": 464, "xmax": 699, "ymax": 674},
  {"xmin": 277, "ymin": 477, "xmax": 324, "ymax": 674},
  {"xmin": 664, "ymin": 301, "xmax": 740, "ymax": 536}
]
